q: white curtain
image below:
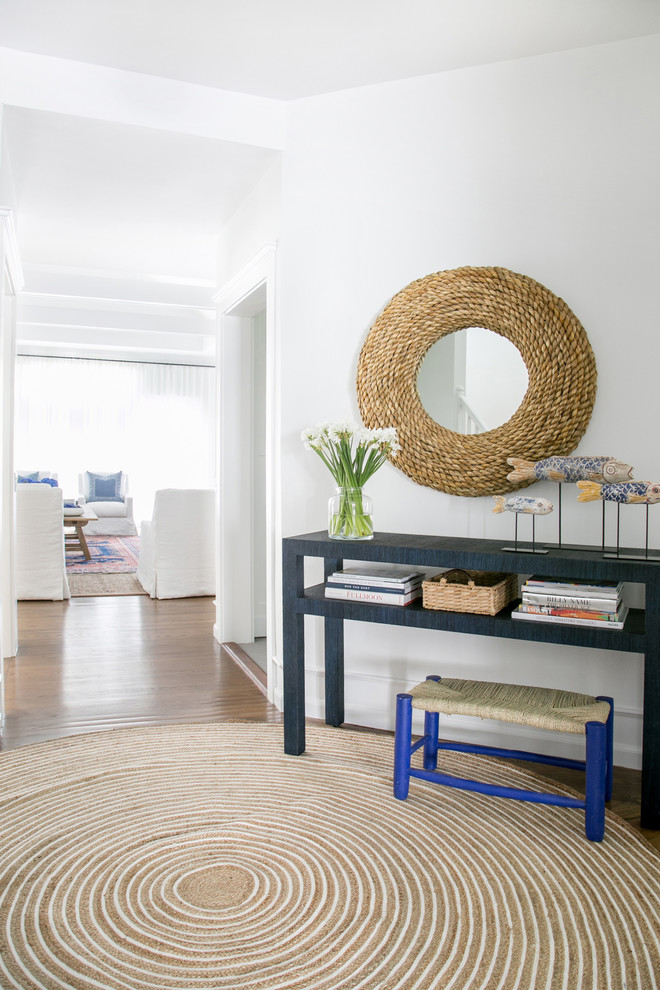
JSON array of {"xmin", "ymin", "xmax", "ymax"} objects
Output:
[{"xmin": 15, "ymin": 356, "xmax": 216, "ymax": 527}]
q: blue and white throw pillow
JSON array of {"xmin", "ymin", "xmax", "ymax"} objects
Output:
[
  {"xmin": 85, "ymin": 471, "xmax": 125, "ymax": 503},
  {"xmin": 18, "ymin": 472, "xmax": 58, "ymax": 486}
]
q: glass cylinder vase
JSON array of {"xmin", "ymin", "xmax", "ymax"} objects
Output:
[{"xmin": 328, "ymin": 487, "xmax": 374, "ymax": 540}]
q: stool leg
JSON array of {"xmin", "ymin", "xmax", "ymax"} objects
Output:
[
  {"xmin": 423, "ymin": 675, "xmax": 441, "ymax": 769},
  {"xmin": 423, "ymin": 711, "xmax": 439, "ymax": 770},
  {"xmin": 585, "ymin": 720, "xmax": 606, "ymax": 842},
  {"xmin": 394, "ymin": 693, "xmax": 413, "ymax": 800},
  {"xmin": 597, "ymin": 696, "xmax": 614, "ymax": 802}
]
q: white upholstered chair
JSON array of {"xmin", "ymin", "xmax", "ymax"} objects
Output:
[
  {"xmin": 136, "ymin": 489, "xmax": 216, "ymax": 599},
  {"xmin": 78, "ymin": 471, "xmax": 137, "ymax": 536},
  {"xmin": 15, "ymin": 483, "xmax": 71, "ymax": 600}
]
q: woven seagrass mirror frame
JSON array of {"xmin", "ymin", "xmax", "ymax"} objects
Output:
[{"xmin": 356, "ymin": 266, "xmax": 597, "ymax": 497}]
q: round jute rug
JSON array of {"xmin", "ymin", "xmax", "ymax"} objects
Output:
[{"xmin": 0, "ymin": 724, "xmax": 658, "ymax": 990}]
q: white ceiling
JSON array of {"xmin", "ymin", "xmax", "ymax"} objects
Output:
[
  {"xmin": 3, "ymin": 106, "xmax": 277, "ymax": 278},
  {"xmin": 1, "ymin": 0, "xmax": 659, "ymax": 101}
]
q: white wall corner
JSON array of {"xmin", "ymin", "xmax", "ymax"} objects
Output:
[{"xmin": 0, "ymin": 207, "xmax": 24, "ymax": 293}]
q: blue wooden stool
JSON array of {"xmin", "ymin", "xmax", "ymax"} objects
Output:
[{"xmin": 394, "ymin": 676, "xmax": 613, "ymax": 841}]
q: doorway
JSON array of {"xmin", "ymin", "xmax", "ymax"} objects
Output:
[
  {"xmin": 250, "ymin": 306, "xmax": 267, "ymax": 643},
  {"xmin": 237, "ymin": 301, "xmax": 267, "ymax": 670},
  {"xmin": 1, "ymin": 207, "xmax": 22, "ymax": 684},
  {"xmin": 214, "ymin": 246, "xmax": 278, "ymax": 702}
]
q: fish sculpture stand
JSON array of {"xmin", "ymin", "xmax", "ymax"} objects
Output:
[
  {"xmin": 493, "ymin": 495, "xmax": 553, "ymax": 555},
  {"xmin": 493, "ymin": 496, "xmax": 553, "ymax": 515},
  {"xmin": 506, "ymin": 456, "xmax": 635, "ymax": 550},
  {"xmin": 576, "ymin": 481, "xmax": 660, "ymax": 504},
  {"xmin": 576, "ymin": 481, "xmax": 660, "ymax": 561},
  {"xmin": 507, "ymin": 456, "xmax": 634, "ymax": 485}
]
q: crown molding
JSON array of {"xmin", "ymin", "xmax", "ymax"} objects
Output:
[
  {"xmin": 24, "ymin": 263, "xmax": 216, "ymax": 289},
  {"xmin": 213, "ymin": 242, "xmax": 277, "ymax": 308},
  {"xmin": 0, "ymin": 207, "xmax": 25, "ymax": 293},
  {"xmin": 0, "ymin": 48, "xmax": 286, "ymax": 150},
  {"xmin": 18, "ymin": 291, "xmax": 215, "ymax": 321}
]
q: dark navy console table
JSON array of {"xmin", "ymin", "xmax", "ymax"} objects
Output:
[{"xmin": 282, "ymin": 530, "xmax": 660, "ymax": 829}]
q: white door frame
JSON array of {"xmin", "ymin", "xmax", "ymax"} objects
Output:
[
  {"xmin": 0, "ymin": 207, "xmax": 23, "ymax": 691},
  {"xmin": 213, "ymin": 244, "xmax": 280, "ymax": 702}
]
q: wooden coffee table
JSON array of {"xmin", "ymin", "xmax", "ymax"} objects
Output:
[{"xmin": 63, "ymin": 510, "xmax": 98, "ymax": 561}]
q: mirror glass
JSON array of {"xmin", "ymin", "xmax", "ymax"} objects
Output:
[{"xmin": 417, "ymin": 327, "xmax": 528, "ymax": 434}]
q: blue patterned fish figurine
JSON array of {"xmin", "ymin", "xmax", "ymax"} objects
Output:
[
  {"xmin": 507, "ymin": 456, "xmax": 634, "ymax": 484},
  {"xmin": 493, "ymin": 495, "xmax": 553, "ymax": 515},
  {"xmin": 577, "ymin": 481, "xmax": 660, "ymax": 504}
]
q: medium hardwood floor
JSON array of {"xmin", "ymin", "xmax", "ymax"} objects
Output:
[
  {"xmin": 1, "ymin": 595, "xmax": 281, "ymax": 750},
  {"xmin": 2, "ymin": 595, "xmax": 658, "ymax": 853}
]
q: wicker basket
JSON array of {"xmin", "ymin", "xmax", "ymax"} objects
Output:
[{"xmin": 422, "ymin": 569, "xmax": 518, "ymax": 615}]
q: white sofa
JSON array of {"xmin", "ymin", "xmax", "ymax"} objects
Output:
[
  {"xmin": 136, "ymin": 489, "xmax": 216, "ymax": 599},
  {"xmin": 78, "ymin": 471, "xmax": 137, "ymax": 537},
  {"xmin": 16, "ymin": 483, "xmax": 71, "ymax": 600}
]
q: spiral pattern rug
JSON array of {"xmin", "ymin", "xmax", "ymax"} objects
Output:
[{"xmin": 1, "ymin": 723, "xmax": 658, "ymax": 990}]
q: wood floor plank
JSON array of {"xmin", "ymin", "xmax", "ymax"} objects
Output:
[
  {"xmin": 1, "ymin": 596, "xmax": 281, "ymax": 750},
  {"xmin": 1, "ymin": 595, "xmax": 657, "ymax": 853}
]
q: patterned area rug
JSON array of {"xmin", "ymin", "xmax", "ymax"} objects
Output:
[
  {"xmin": 0, "ymin": 723, "xmax": 658, "ymax": 990},
  {"xmin": 67, "ymin": 573, "xmax": 148, "ymax": 597},
  {"xmin": 66, "ymin": 535, "xmax": 140, "ymax": 573}
]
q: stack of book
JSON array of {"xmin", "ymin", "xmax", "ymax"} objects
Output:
[
  {"xmin": 325, "ymin": 565, "xmax": 425, "ymax": 606},
  {"xmin": 511, "ymin": 576, "xmax": 628, "ymax": 629}
]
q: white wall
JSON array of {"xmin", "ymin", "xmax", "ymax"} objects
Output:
[
  {"xmin": 0, "ymin": 107, "xmax": 17, "ymax": 210},
  {"xmin": 274, "ymin": 35, "xmax": 660, "ymax": 767}
]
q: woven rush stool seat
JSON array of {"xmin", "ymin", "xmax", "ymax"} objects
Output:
[{"xmin": 394, "ymin": 676, "xmax": 614, "ymax": 842}]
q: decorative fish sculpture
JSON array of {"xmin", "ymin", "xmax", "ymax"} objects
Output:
[
  {"xmin": 577, "ymin": 481, "xmax": 660, "ymax": 504},
  {"xmin": 493, "ymin": 495, "xmax": 553, "ymax": 515},
  {"xmin": 507, "ymin": 456, "xmax": 634, "ymax": 484}
]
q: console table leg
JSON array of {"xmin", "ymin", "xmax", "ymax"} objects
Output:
[
  {"xmin": 642, "ymin": 653, "xmax": 660, "ymax": 829},
  {"xmin": 323, "ymin": 556, "xmax": 344, "ymax": 727},
  {"xmin": 641, "ymin": 575, "xmax": 660, "ymax": 829},
  {"xmin": 325, "ymin": 617, "xmax": 344, "ymax": 727},
  {"xmin": 283, "ymin": 610, "xmax": 306, "ymax": 754},
  {"xmin": 283, "ymin": 545, "xmax": 306, "ymax": 755}
]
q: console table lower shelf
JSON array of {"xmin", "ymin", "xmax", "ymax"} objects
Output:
[{"xmin": 282, "ymin": 531, "xmax": 659, "ymax": 830}]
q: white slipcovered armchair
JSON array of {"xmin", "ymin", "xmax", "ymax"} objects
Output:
[
  {"xmin": 136, "ymin": 489, "xmax": 216, "ymax": 599},
  {"xmin": 16, "ymin": 483, "xmax": 70, "ymax": 600},
  {"xmin": 78, "ymin": 471, "xmax": 137, "ymax": 537}
]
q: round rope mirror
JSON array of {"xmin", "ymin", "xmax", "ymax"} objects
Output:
[{"xmin": 356, "ymin": 266, "xmax": 597, "ymax": 497}]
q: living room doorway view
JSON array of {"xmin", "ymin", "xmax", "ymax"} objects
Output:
[{"xmin": 13, "ymin": 354, "xmax": 217, "ymax": 599}]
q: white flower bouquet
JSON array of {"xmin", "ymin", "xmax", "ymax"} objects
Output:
[{"xmin": 302, "ymin": 421, "xmax": 400, "ymax": 539}]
